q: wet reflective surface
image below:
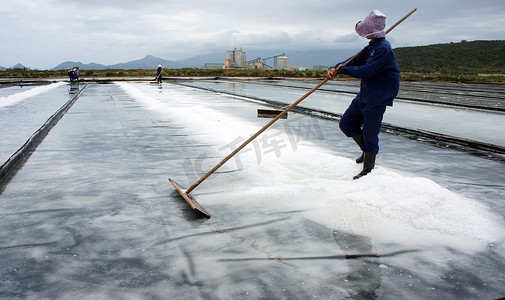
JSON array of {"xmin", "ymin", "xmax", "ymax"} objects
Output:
[
  {"xmin": 184, "ymin": 79, "xmax": 505, "ymax": 146},
  {"xmin": 0, "ymin": 82, "xmax": 67, "ymax": 163},
  {"xmin": 0, "ymin": 81, "xmax": 504, "ymax": 299}
]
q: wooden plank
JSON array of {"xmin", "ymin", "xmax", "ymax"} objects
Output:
[
  {"xmin": 169, "ymin": 178, "xmax": 211, "ymax": 218},
  {"xmin": 257, "ymin": 109, "xmax": 288, "ymax": 119}
]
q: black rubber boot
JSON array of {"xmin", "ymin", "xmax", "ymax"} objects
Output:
[
  {"xmin": 355, "ymin": 153, "xmax": 364, "ymax": 164},
  {"xmin": 352, "ymin": 132, "xmax": 364, "ymax": 164},
  {"xmin": 353, "ymin": 153, "xmax": 376, "ymax": 180}
]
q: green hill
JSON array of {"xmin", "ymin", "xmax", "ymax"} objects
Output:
[{"xmin": 394, "ymin": 40, "xmax": 505, "ymax": 75}]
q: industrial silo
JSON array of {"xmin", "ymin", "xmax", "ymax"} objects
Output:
[
  {"xmin": 225, "ymin": 51, "xmax": 234, "ymax": 68},
  {"xmin": 234, "ymin": 48, "xmax": 247, "ymax": 68},
  {"xmin": 277, "ymin": 55, "xmax": 289, "ymax": 70}
]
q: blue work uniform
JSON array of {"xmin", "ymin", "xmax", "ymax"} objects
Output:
[
  {"xmin": 156, "ymin": 67, "xmax": 163, "ymax": 83},
  {"xmin": 67, "ymin": 70, "xmax": 74, "ymax": 81},
  {"xmin": 67, "ymin": 69, "xmax": 79, "ymax": 82},
  {"xmin": 333, "ymin": 37, "xmax": 400, "ymax": 153}
]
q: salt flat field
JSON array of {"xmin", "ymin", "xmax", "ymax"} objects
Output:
[{"xmin": 0, "ymin": 80, "xmax": 504, "ymax": 299}]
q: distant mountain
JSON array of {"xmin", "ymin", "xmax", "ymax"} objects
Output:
[
  {"xmin": 108, "ymin": 55, "xmax": 182, "ymax": 69},
  {"xmin": 52, "ymin": 55, "xmax": 182, "ymax": 70},
  {"xmin": 0, "ymin": 65, "xmax": 5, "ymax": 71},
  {"xmin": 9, "ymin": 63, "xmax": 28, "ymax": 69},
  {"xmin": 53, "ymin": 61, "xmax": 107, "ymax": 70}
]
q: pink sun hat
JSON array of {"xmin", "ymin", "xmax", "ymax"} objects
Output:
[{"xmin": 355, "ymin": 10, "xmax": 387, "ymax": 39}]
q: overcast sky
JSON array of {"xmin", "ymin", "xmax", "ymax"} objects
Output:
[{"xmin": 1, "ymin": 0, "xmax": 504, "ymax": 69}]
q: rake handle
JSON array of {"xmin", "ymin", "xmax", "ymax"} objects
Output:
[{"xmin": 185, "ymin": 8, "xmax": 417, "ymax": 194}]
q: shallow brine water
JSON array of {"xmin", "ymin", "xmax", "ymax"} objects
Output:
[{"xmin": 184, "ymin": 79, "xmax": 505, "ymax": 147}]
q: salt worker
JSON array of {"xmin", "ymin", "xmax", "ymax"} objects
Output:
[
  {"xmin": 72, "ymin": 67, "xmax": 79, "ymax": 81},
  {"xmin": 156, "ymin": 64, "xmax": 163, "ymax": 83},
  {"xmin": 327, "ymin": 10, "xmax": 400, "ymax": 180},
  {"xmin": 67, "ymin": 68, "xmax": 74, "ymax": 81},
  {"xmin": 67, "ymin": 67, "xmax": 79, "ymax": 82}
]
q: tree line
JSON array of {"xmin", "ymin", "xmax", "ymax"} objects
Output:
[{"xmin": 394, "ymin": 40, "xmax": 505, "ymax": 75}]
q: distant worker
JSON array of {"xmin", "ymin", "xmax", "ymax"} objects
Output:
[
  {"xmin": 73, "ymin": 67, "xmax": 79, "ymax": 81},
  {"xmin": 67, "ymin": 67, "xmax": 79, "ymax": 82},
  {"xmin": 327, "ymin": 10, "xmax": 400, "ymax": 180},
  {"xmin": 156, "ymin": 64, "xmax": 163, "ymax": 83},
  {"xmin": 67, "ymin": 68, "xmax": 75, "ymax": 82}
]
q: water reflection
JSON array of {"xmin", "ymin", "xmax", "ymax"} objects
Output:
[
  {"xmin": 68, "ymin": 82, "xmax": 79, "ymax": 96},
  {"xmin": 226, "ymin": 81, "xmax": 244, "ymax": 92}
]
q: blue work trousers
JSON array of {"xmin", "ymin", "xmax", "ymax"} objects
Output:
[{"xmin": 339, "ymin": 99, "xmax": 387, "ymax": 153}]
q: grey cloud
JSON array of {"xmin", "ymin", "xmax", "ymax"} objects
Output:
[{"xmin": 0, "ymin": 0, "xmax": 503, "ymax": 69}]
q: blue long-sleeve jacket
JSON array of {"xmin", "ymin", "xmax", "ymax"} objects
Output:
[{"xmin": 333, "ymin": 38, "xmax": 400, "ymax": 106}]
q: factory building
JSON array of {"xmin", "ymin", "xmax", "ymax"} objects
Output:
[
  {"xmin": 225, "ymin": 48, "xmax": 247, "ymax": 68},
  {"xmin": 224, "ymin": 48, "xmax": 289, "ymax": 70}
]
